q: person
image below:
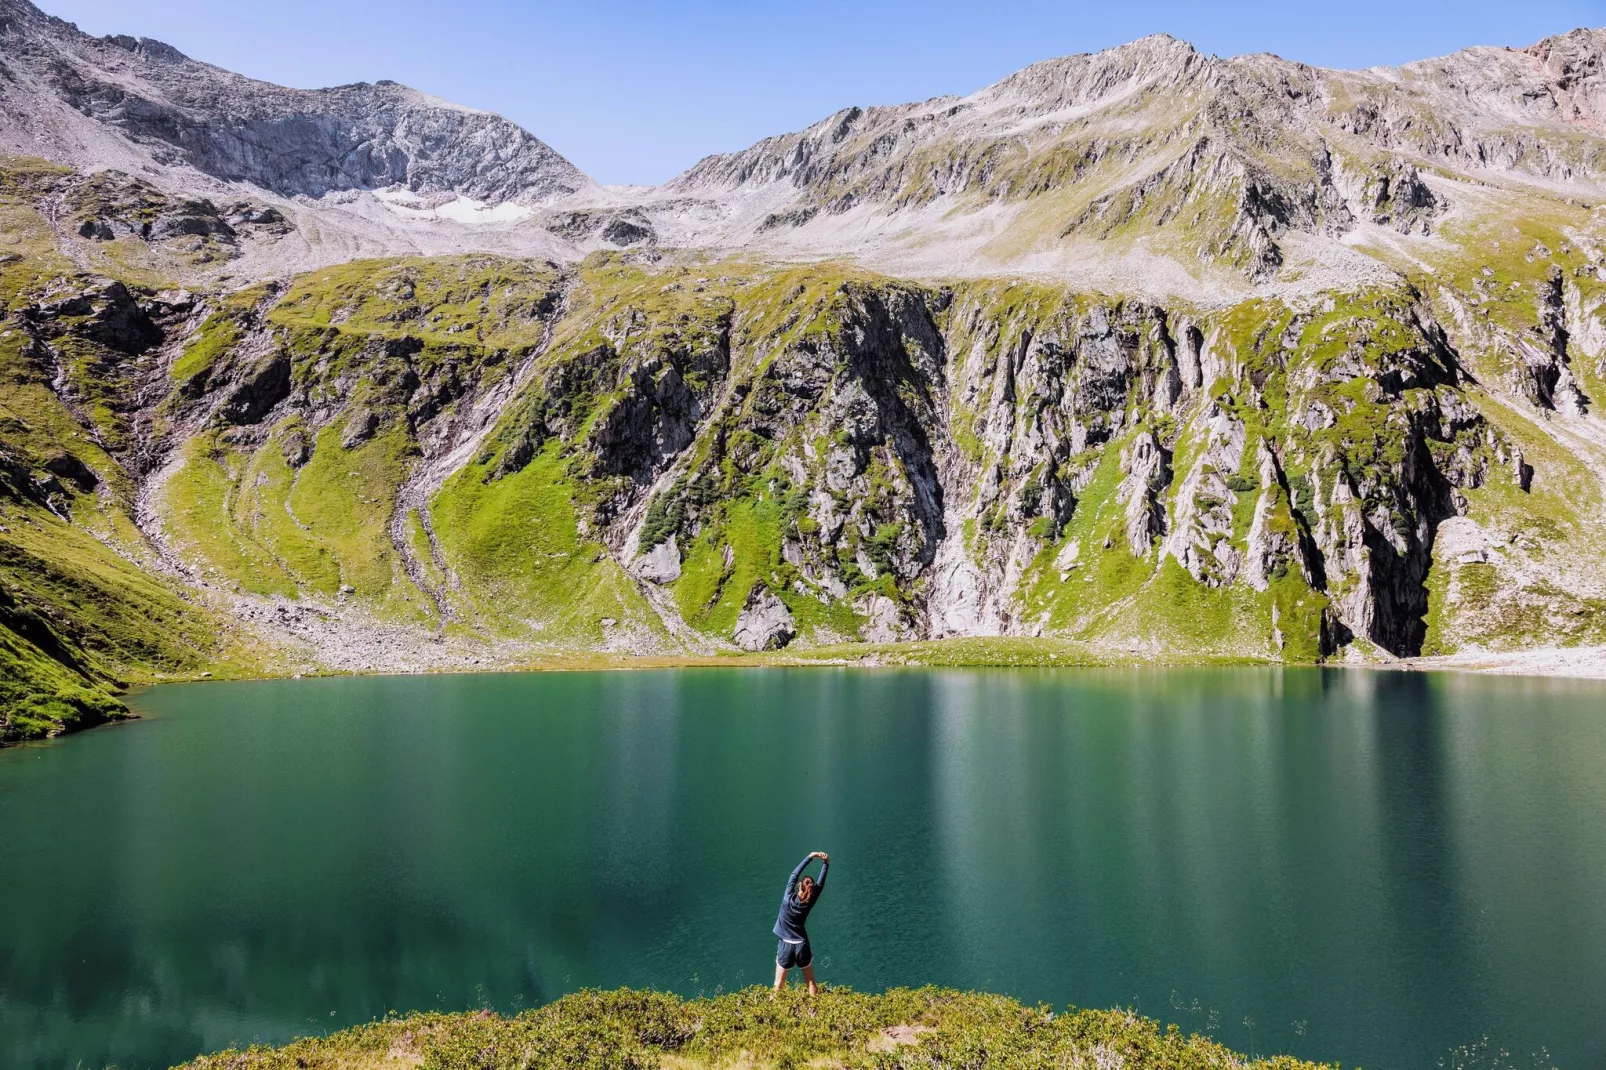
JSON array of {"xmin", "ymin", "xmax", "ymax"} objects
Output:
[{"xmin": 772, "ymin": 850, "xmax": 829, "ymax": 994}]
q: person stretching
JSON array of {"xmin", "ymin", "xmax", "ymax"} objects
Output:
[{"xmin": 772, "ymin": 850, "xmax": 829, "ymax": 994}]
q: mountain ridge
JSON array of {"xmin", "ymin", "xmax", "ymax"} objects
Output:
[{"xmin": 4, "ymin": 0, "xmax": 1606, "ymax": 295}]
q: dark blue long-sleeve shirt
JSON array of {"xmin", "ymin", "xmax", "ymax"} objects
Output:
[{"xmin": 773, "ymin": 855, "xmax": 828, "ymax": 941}]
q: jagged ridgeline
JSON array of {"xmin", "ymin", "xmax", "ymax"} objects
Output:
[{"xmin": 8, "ymin": 106, "xmax": 1606, "ymax": 738}]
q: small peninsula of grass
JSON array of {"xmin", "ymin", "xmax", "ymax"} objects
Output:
[{"xmin": 181, "ymin": 986, "xmax": 1333, "ymax": 1069}]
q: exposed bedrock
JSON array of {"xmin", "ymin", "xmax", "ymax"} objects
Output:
[{"xmin": 533, "ymin": 273, "xmax": 1501, "ymax": 657}]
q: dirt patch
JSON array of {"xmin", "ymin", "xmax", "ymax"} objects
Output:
[{"xmin": 867, "ymin": 1023, "xmax": 934, "ymax": 1053}]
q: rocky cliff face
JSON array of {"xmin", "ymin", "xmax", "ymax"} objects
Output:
[
  {"xmin": 6, "ymin": 187, "xmax": 1606, "ymax": 734},
  {"xmin": 34, "ymin": 250, "xmax": 1534, "ymax": 670}
]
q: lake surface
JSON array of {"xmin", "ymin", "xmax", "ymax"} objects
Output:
[{"xmin": 2, "ymin": 669, "xmax": 1605, "ymax": 1069}]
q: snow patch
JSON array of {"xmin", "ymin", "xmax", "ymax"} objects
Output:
[{"xmin": 371, "ymin": 187, "xmax": 533, "ymax": 225}]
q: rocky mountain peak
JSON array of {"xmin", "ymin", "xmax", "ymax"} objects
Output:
[
  {"xmin": 98, "ymin": 32, "xmax": 186, "ymax": 62},
  {"xmin": 642, "ymin": 26, "xmax": 1606, "ymax": 296},
  {"xmin": 1520, "ymin": 27, "xmax": 1606, "ymax": 124},
  {"xmin": 668, "ymin": 33, "xmax": 1214, "ymax": 196},
  {"xmin": 1524, "ymin": 26, "xmax": 1606, "ymax": 70},
  {"xmin": 0, "ymin": 0, "xmax": 594, "ymax": 205},
  {"xmin": 983, "ymin": 32, "xmax": 1208, "ymax": 111}
]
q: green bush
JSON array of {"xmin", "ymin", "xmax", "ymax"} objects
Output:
[{"xmin": 1224, "ymin": 472, "xmax": 1259, "ymax": 495}]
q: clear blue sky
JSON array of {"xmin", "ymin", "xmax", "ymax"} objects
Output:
[{"xmin": 34, "ymin": 0, "xmax": 1606, "ymax": 185}]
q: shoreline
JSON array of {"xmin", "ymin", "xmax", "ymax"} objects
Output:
[
  {"xmin": 135, "ymin": 635, "xmax": 1606, "ymax": 684},
  {"xmin": 12, "ymin": 639, "xmax": 1606, "ymax": 753},
  {"xmin": 1402, "ymin": 646, "xmax": 1606, "ymax": 680}
]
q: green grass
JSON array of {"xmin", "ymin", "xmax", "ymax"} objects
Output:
[
  {"xmin": 172, "ymin": 305, "xmax": 247, "ymax": 385},
  {"xmin": 176, "ymin": 986, "xmax": 1334, "ymax": 1070},
  {"xmin": 0, "ymin": 157, "xmax": 76, "ymax": 297},
  {"xmin": 282, "ymin": 426, "xmax": 428, "ymax": 620},
  {"xmin": 0, "ymin": 613, "xmax": 127, "ymax": 741},
  {"xmin": 429, "ymin": 441, "xmax": 662, "ymax": 644},
  {"xmin": 0, "ymin": 497, "xmax": 237, "ymax": 741},
  {"xmin": 1016, "ymin": 434, "xmax": 1154, "ymax": 635},
  {"xmin": 157, "ymin": 433, "xmax": 300, "ymax": 596},
  {"xmin": 158, "ymin": 420, "xmax": 467, "ymax": 625},
  {"xmin": 673, "ymin": 493, "xmax": 784, "ymax": 639},
  {"xmin": 268, "ymin": 255, "xmax": 560, "ymax": 353},
  {"xmin": 780, "ymin": 582, "xmax": 868, "ymax": 645},
  {"xmin": 231, "ymin": 424, "xmax": 344, "ymax": 594},
  {"xmin": 155, "ymin": 420, "xmax": 433, "ymax": 617}
]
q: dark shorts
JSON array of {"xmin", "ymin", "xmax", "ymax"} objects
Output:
[{"xmin": 776, "ymin": 938, "xmax": 813, "ymax": 969}]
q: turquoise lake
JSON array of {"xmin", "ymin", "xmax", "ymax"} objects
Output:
[{"xmin": 2, "ymin": 668, "xmax": 1604, "ymax": 1068}]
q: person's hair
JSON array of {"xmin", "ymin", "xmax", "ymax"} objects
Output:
[{"xmin": 797, "ymin": 875, "xmax": 815, "ymax": 903}]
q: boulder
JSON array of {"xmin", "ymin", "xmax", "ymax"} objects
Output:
[
  {"xmin": 340, "ymin": 408, "xmax": 379, "ymax": 449},
  {"xmin": 734, "ymin": 587, "xmax": 796, "ymax": 652},
  {"xmin": 854, "ymin": 593, "xmax": 905, "ymax": 643},
  {"xmin": 636, "ymin": 535, "xmax": 682, "ymax": 584}
]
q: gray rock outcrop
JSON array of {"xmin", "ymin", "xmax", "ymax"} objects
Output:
[
  {"xmin": 734, "ymin": 587, "xmax": 796, "ymax": 651},
  {"xmin": 635, "ymin": 536, "xmax": 682, "ymax": 585},
  {"xmin": 1117, "ymin": 431, "xmax": 1172, "ymax": 557},
  {"xmin": 1244, "ymin": 443, "xmax": 1299, "ymax": 591},
  {"xmin": 1164, "ymin": 406, "xmax": 1248, "ymax": 586}
]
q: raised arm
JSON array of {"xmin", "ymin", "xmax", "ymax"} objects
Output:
[
  {"xmin": 815, "ymin": 855, "xmax": 829, "ymax": 893},
  {"xmin": 783, "ymin": 855, "xmax": 811, "ymax": 902}
]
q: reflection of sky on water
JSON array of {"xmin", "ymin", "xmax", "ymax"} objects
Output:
[{"xmin": 1, "ymin": 668, "xmax": 1604, "ymax": 1069}]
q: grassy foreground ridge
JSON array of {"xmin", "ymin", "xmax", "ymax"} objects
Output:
[{"xmin": 181, "ymin": 986, "xmax": 1332, "ymax": 1070}]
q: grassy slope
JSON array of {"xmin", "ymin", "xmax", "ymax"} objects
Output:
[
  {"xmin": 429, "ymin": 441, "xmax": 660, "ymax": 644},
  {"xmin": 1403, "ymin": 188, "xmax": 1606, "ymax": 652},
  {"xmin": 158, "ymin": 424, "xmax": 434, "ymax": 621},
  {"xmin": 152, "ymin": 256, "xmax": 564, "ymax": 625},
  {"xmin": 0, "ymin": 501, "xmax": 236, "ymax": 740},
  {"xmin": 0, "ymin": 160, "xmax": 245, "ymax": 738},
  {"xmin": 179, "ymin": 986, "xmax": 1329, "ymax": 1070}
]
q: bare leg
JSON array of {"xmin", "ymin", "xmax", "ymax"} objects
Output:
[
  {"xmin": 773, "ymin": 962, "xmax": 787, "ymax": 991},
  {"xmin": 802, "ymin": 963, "xmax": 817, "ymax": 996}
]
